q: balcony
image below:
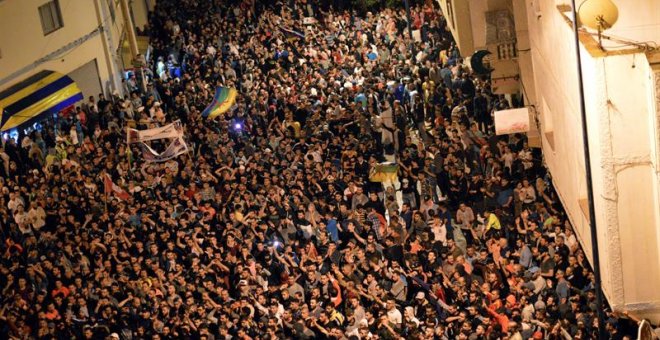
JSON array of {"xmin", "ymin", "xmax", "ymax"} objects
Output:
[{"xmin": 496, "ymin": 41, "xmax": 518, "ymax": 60}]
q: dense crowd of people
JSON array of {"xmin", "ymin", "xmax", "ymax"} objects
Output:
[{"xmin": 0, "ymin": 0, "xmax": 646, "ymax": 339}]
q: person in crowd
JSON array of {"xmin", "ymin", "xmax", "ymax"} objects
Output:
[{"xmin": 0, "ymin": 0, "xmax": 640, "ymax": 339}]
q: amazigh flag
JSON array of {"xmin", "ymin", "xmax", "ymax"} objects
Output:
[
  {"xmin": 369, "ymin": 162, "xmax": 399, "ymax": 183},
  {"xmin": 202, "ymin": 87, "xmax": 237, "ymax": 119},
  {"xmin": 103, "ymin": 174, "xmax": 131, "ymax": 201},
  {"xmin": 279, "ymin": 25, "xmax": 305, "ymax": 41}
]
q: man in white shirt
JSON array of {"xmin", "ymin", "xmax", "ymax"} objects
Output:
[
  {"xmin": 27, "ymin": 201, "xmax": 46, "ymax": 231},
  {"xmin": 519, "ymin": 144, "xmax": 534, "ymax": 170},
  {"xmin": 8, "ymin": 191, "xmax": 25, "ymax": 213},
  {"xmin": 521, "ymin": 179, "xmax": 536, "ymax": 204},
  {"xmin": 13, "ymin": 203, "xmax": 28, "ymax": 225},
  {"xmin": 456, "ymin": 203, "xmax": 475, "ymax": 229},
  {"xmin": 385, "ymin": 299, "xmax": 402, "ymax": 327},
  {"xmin": 404, "ymin": 306, "xmax": 421, "ymax": 327},
  {"xmin": 430, "ymin": 215, "xmax": 447, "ymax": 246},
  {"xmin": 14, "ymin": 204, "xmax": 33, "ymax": 235},
  {"xmin": 206, "ymin": 44, "xmax": 217, "ymax": 57}
]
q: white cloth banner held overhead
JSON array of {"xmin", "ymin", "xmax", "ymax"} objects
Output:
[
  {"xmin": 140, "ymin": 137, "xmax": 189, "ymax": 163},
  {"xmin": 127, "ymin": 120, "xmax": 184, "ymax": 144}
]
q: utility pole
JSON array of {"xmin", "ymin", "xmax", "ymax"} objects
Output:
[
  {"xmin": 119, "ymin": 0, "xmax": 147, "ymax": 93},
  {"xmin": 93, "ymin": 0, "xmax": 122, "ymax": 96}
]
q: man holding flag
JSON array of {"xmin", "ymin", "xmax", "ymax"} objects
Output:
[{"xmin": 103, "ymin": 173, "xmax": 131, "ymax": 202}]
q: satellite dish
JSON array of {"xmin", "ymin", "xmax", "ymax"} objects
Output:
[
  {"xmin": 578, "ymin": 0, "xmax": 619, "ymax": 30},
  {"xmin": 470, "ymin": 50, "xmax": 493, "ymax": 75}
]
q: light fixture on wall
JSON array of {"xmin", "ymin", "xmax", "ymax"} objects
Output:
[{"xmin": 577, "ymin": 0, "xmax": 619, "ymax": 48}]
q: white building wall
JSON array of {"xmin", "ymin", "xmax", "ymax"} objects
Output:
[
  {"xmin": 522, "ymin": 0, "xmax": 660, "ymax": 322},
  {"xmin": 437, "ymin": 0, "xmax": 475, "ymax": 55},
  {"xmin": 602, "ymin": 0, "xmax": 660, "ymax": 48},
  {"xmin": 468, "ymin": 0, "xmax": 487, "ymax": 51},
  {"xmin": 437, "ymin": 0, "xmax": 660, "ymax": 323}
]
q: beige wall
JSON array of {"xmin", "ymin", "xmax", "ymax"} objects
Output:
[
  {"xmin": 511, "ymin": 0, "xmax": 538, "ymax": 142},
  {"xmin": 523, "ymin": 0, "xmax": 660, "ymax": 322},
  {"xmin": 437, "ymin": 0, "xmax": 475, "ymax": 55},
  {"xmin": 438, "ymin": 0, "xmax": 527, "ymax": 97},
  {"xmin": 145, "ymin": 0, "xmax": 156, "ymax": 12},
  {"xmin": 131, "ymin": 0, "xmax": 150, "ymax": 32},
  {"xmin": 0, "ymin": 0, "xmax": 127, "ymax": 95},
  {"xmin": 468, "ymin": 0, "xmax": 487, "ymax": 51},
  {"xmin": 604, "ymin": 0, "xmax": 660, "ymax": 47}
]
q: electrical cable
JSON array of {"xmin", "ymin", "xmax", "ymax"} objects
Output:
[
  {"xmin": 583, "ymin": 31, "xmax": 659, "ymax": 51},
  {"xmin": 44, "ymin": 0, "xmax": 119, "ymax": 62},
  {"xmin": 35, "ymin": 0, "xmax": 74, "ymax": 62}
]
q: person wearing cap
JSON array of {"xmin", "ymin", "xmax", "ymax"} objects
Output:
[{"xmin": 413, "ymin": 291, "xmax": 427, "ymax": 307}]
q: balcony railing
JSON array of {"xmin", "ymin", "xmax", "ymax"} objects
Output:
[{"xmin": 496, "ymin": 41, "xmax": 518, "ymax": 60}]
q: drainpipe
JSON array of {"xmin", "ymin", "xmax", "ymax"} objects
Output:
[
  {"xmin": 570, "ymin": 0, "xmax": 606, "ymax": 338},
  {"xmin": 119, "ymin": 0, "xmax": 146, "ymax": 93},
  {"xmin": 93, "ymin": 0, "xmax": 121, "ymax": 96}
]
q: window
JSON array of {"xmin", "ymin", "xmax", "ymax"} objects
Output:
[
  {"xmin": 39, "ymin": 0, "xmax": 63, "ymax": 35},
  {"xmin": 445, "ymin": 0, "xmax": 455, "ymax": 28},
  {"xmin": 541, "ymin": 97, "xmax": 555, "ymax": 150}
]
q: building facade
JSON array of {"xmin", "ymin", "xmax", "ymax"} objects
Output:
[
  {"xmin": 0, "ymin": 0, "xmax": 153, "ymax": 100},
  {"xmin": 438, "ymin": 0, "xmax": 660, "ymax": 323}
]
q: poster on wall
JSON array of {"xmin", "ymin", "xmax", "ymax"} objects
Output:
[{"xmin": 494, "ymin": 107, "xmax": 531, "ymax": 135}]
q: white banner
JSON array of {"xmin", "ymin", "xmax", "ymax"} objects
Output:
[
  {"xmin": 127, "ymin": 120, "xmax": 184, "ymax": 144},
  {"xmin": 140, "ymin": 137, "xmax": 189, "ymax": 163},
  {"xmin": 494, "ymin": 107, "xmax": 531, "ymax": 135}
]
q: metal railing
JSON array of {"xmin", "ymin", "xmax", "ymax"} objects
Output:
[{"xmin": 496, "ymin": 41, "xmax": 518, "ymax": 60}]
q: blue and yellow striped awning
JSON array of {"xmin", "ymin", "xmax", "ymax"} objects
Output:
[{"xmin": 0, "ymin": 70, "xmax": 84, "ymax": 132}]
